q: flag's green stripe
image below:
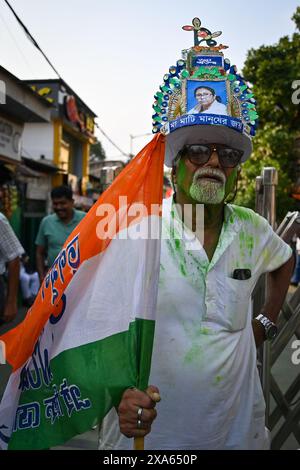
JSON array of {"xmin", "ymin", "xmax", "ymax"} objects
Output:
[{"xmin": 9, "ymin": 319, "xmax": 155, "ymax": 450}]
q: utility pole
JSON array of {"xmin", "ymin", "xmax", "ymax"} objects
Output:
[{"xmin": 129, "ymin": 133, "xmax": 152, "ymax": 159}]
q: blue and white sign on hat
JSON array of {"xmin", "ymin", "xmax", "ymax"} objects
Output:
[{"xmin": 152, "ymin": 17, "xmax": 259, "ymax": 167}]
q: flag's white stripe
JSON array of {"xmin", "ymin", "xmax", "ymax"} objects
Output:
[{"xmin": 49, "ymin": 215, "xmax": 161, "ymax": 360}]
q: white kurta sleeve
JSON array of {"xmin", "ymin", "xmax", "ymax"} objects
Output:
[{"xmin": 253, "ymin": 214, "xmax": 293, "ymax": 276}]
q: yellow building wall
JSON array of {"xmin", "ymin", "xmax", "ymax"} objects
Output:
[
  {"xmin": 81, "ymin": 141, "xmax": 90, "ymax": 194},
  {"xmin": 52, "ymin": 120, "xmax": 92, "ymax": 192},
  {"xmin": 52, "ymin": 119, "xmax": 63, "ymax": 187}
]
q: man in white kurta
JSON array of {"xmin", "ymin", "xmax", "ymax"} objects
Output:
[
  {"xmin": 99, "ymin": 197, "xmax": 292, "ymax": 450},
  {"xmin": 99, "ymin": 17, "xmax": 294, "ymax": 450}
]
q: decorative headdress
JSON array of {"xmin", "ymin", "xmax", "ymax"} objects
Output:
[{"xmin": 152, "ymin": 18, "xmax": 259, "ymax": 167}]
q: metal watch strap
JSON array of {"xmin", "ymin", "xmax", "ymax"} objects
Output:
[
  {"xmin": 255, "ymin": 313, "xmax": 277, "ymax": 339},
  {"xmin": 256, "ymin": 313, "xmax": 275, "ymax": 328}
]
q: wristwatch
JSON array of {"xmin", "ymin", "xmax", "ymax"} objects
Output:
[{"xmin": 255, "ymin": 313, "xmax": 278, "ymax": 340}]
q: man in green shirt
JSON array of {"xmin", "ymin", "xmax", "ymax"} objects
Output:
[{"xmin": 35, "ymin": 186, "xmax": 86, "ymax": 283}]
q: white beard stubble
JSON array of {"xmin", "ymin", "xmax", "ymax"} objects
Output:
[{"xmin": 189, "ymin": 168, "xmax": 226, "ymax": 204}]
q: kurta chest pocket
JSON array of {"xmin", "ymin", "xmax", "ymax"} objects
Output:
[{"xmin": 219, "ymin": 277, "xmax": 254, "ymax": 331}]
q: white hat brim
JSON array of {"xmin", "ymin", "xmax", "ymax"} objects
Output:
[{"xmin": 164, "ymin": 125, "xmax": 252, "ymax": 167}]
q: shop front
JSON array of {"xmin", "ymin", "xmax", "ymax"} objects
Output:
[
  {"xmin": 22, "ymin": 79, "xmax": 97, "ymax": 207},
  {"xmin": 0, "ymin": 66, "xmax": 51, "ymax": 253}
]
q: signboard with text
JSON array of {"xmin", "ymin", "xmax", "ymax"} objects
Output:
[
  {"xmin": 0, "ymin": 116, "xmax": 23, "ymax": 161},
  {"xmin": 64, "ymin": 95, "xmax": 95, "ymax": 138},
  {"xmin": 192, "ymin": 55, "xmax": 224, "ymax": 67}
]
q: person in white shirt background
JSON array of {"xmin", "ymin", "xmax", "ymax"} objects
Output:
[{"xmin": 19, "ymin": 254, "xmax": 39, "ymax": 307}]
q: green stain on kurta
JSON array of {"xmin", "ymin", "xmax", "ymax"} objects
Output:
[
  {"xmin": 175, "ymin": 239, "xmax": 181, "ymax": 251},
  {"xmin": 214, "ymin": 375, "xmax": 223, "ymax": 384},
  {"xmin": 231, "ymin": 205, "xmax": 260, "ymax": 228},
  {"xmin": 180, "ymin": 263, "xmax": 187, "ymax": 276},
  {"xmin": 193, "ymin": 326, "xmax": 212, "ymax": 335},
  {"xmin": 239, "ymin": 231, "xmax": 254, "ymax": 258},
  {"xmin": 184, "ymin": 344, "xmax": 203, "ymax": 364},
  {"xmin": 232, "ymin": 205, "xmax": 254, "ymax": 222},
  {"xmin": 164, "ymin": 201, "xmax": 209, "ymax": 286},
  {"xmin": 262, "ymin": 247, "xmax": 271, "ymax": 264},
  {"xmin": 159, "ymin": 263, "xmax": 165, "ymax": 287},
  {"xmin": 200, "ymin": 327, "xmax": 211, "ymax": 335}
]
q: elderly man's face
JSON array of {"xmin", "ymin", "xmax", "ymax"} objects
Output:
[
  {"xmin": 195, "ymin": 88, "xmax": 214, "ymax": 107},
  {"xmin": 175, "ymin": 146, "xmax": 239, "ymax": 205}
]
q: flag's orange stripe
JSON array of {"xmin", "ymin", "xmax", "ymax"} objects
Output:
[{"xmin": 0, "ymin": 134, "xmax": 165, "ymax": 371}]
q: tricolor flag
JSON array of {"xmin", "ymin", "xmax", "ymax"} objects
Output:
[{"xmin": 0, "ymin": 134, "xmax": 165, "ymax": 450}]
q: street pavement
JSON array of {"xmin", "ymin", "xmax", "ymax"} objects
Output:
[{"xmin": 1, "ymin": 289, "xmax": 299, "ymax": 450}]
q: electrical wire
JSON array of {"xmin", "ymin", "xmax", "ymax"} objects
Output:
[
  {"xmin": 3, "ymin": 0, "xmax": 130, "ymax": 160},
  {"xmin": 3, "ymin": 0, "xmax": 62, "ymax": 79},
  {"xmin": 0, "ymin": 7, "xmax": 35, "ymax": 75},
  {"xmin": 95, "ymin": 122, "xmax": 129, "ymax": 158}
]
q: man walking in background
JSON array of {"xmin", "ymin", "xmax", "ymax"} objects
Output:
[{"xmin": 35, "ymin": 185, "xmax": 86, "ymax": 283}]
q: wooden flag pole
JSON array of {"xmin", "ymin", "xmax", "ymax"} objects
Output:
[
  {"xmin": 134, "ymin": 437, "xmax": 144, "ymax": 450},
  {"xmin": 134, "ymin": 391, "xmax": 161, "ymax": 450}
]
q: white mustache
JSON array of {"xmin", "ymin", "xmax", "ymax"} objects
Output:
[{"xmin": 193, "ymin": 168, "xmax": 226, "ymax": 184}]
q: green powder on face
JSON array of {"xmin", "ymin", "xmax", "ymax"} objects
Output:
[
  {"xmin": 189, "ymin": 179, "xmax": 225, "ymax": 204},
  {"xmin": 224, "ymin": 167, "xmax": 238, "ymax": 199},
  {"xmin": 177, "ymin": 159, "xmax": 187, "ymax": 189}
]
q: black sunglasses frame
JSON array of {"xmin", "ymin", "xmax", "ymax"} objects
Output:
[{"xmin": 179, "ymin": 143, "xmax": 244, "ymax": 168}]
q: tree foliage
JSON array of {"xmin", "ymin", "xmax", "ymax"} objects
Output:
[
  {"xmin": 236, "ymin": 7, "xmax": 300, "ymax": 221},
  {"xmin": 90, "ymin": 140, "xmax": 106, "ymax": 160}
]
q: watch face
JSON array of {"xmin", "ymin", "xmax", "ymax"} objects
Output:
[{"xmin": 266, "ymin": 324, "xmax": 278, "ymax": 340}]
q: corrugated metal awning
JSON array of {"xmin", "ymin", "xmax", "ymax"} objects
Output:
[{"xmin": 22, "ymin": 156, "xmax": 58, "ymax": 174}]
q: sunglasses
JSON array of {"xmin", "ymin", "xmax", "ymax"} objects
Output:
[{"xmin": 179, "ymin": 143, "xmax": 243, "ymax": 168}]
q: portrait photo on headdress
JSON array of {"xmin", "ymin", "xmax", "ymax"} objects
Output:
[{"xmin": 187, "ymin": 80, "xmax": 228, "ymax": 116}]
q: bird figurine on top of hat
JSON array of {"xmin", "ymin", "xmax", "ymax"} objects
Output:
[{"xmin": 152, "ymin": 17, "xmax": 259, "ymax": 167}]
